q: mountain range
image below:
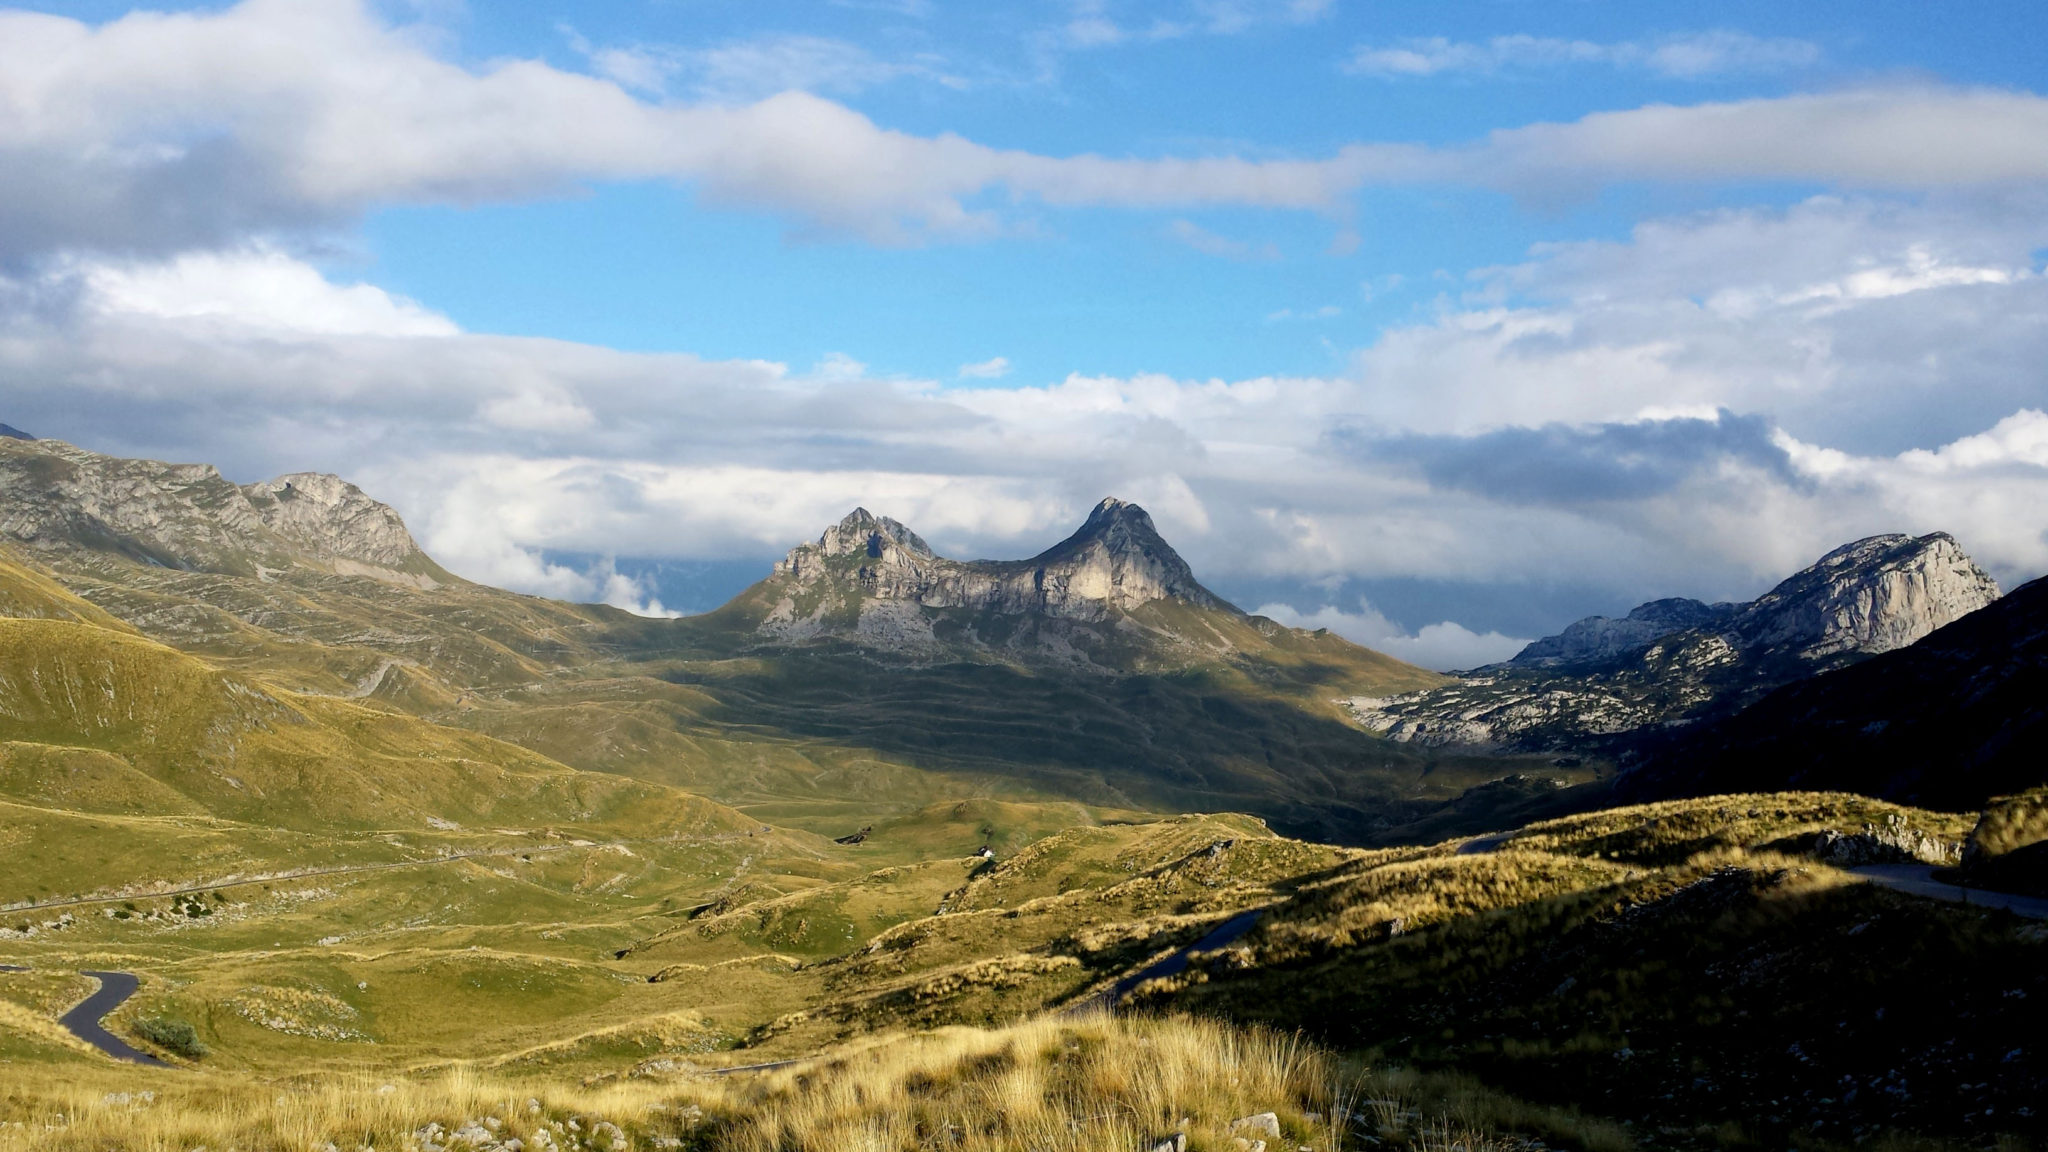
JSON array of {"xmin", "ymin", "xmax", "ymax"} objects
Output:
[
  {"xmin": 6, "ymin": 429, "xmax": 2048, "ymax": 1150},
  {"xmin": 0, "ymin": 434, "xmax": 1509, "ymax": 844},
  {"xmin": 1346, "ymin": 531, "xmax": 2001, "ymax": 758}
]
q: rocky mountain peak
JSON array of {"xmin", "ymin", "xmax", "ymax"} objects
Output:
[
  {"xmin": 1512, "ymin": 597, "xmax": 1735, "ymax": 668},
  {"xmin": 1735, "ymin": 531, "xmax": 1999, "ymax": 659},
  {"xmin": 1030, "ymin": 497, "xmax": 1225, "ymax": 613},
  {"xmin": 813, "ymin": 507, "xmax": 935, "ymax": 561},
  {"xmin": 0, "ymin": 423, "xmax": 33, "ymax": 441},
  {"xmin": 754, "ymin": 498, "xmax": 1239, "ymax": 658},
  {"xmin": 240, "ymin": 472, "xmax": 438, "ymax": 573},
  {"xmin": 0, "ymin": 438, "xmax": 446, "ymax": 586}
]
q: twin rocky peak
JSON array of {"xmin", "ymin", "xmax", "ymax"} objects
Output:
[{"xmin": 766, "ymin": 497, "xmax": 1233, "ymax": 624}]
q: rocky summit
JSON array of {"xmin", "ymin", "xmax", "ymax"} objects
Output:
[
  {"xmin": 0, "ymin": 436, "xmax": 448, "ymax": 586},
  {"xmin": 731, "ymin": 498, "xmax": 1257, "ymax": 668},
  {"xmin": 1347, "ymin": 531, "xmax": 2002, "ymax": 754}
]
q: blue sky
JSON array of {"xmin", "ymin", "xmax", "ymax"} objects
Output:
[{"xmin": 5, "ymin": 0, "xmax": 2048, "ymax": 666}]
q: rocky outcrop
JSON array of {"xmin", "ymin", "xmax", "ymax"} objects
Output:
[
  {"xmin": 772, "ymin": 499, "xmax": 1229, "ymax": 622},
  {"xmin": 0, "ymin": 437, "xmax": 447, "ymax": 586},
  {"xmin": 1349, "ymin": 532, "xmax": 2002, "ymax": 754},
  {"xmin": 1509, "ymin": 534, "xmax": 1996, "ymax": 673},
  {"xmin": 241, "ymin": 472, "xmax": 435, "ymax": 573},
  {"xmin": 1513, "ymin": 598, "xmax": 1736, "ymax": 668},
  {"xmin": 1731, "ymin": 533, "xmax": 1999, "ymax": 659},
  {"xmin": 744, "ymin": 499, "xmax": 1271, "ymax": 667},
  {"xmin": 1624, "ymin": 573, "xmax": 2048, "ymax": 809}
]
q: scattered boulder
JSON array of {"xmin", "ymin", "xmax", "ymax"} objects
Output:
[
  {"xmin": 1810, "ymin": 817, "xmax": 1959, "ymax": 867},
  {"xmin": 1231, "ymin": 1112, "xmax": 1282, "ymax": 1138}
]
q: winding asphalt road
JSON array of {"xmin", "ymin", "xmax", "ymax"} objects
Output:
[
  {"xmin": 53, "ymin": 971, "xmax": 169, "ymax": 1066},
  {"xmin": 1062, "ymin": 907, "xmax": 1267, "ymax": 1017},
  {"xmin": 1849, "ymin": 864, "xmax": 2048, "ymax": 920}
]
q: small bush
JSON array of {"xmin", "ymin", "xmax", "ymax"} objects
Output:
[{"xmin": 134, "ymin": 1017, "xmax": 207, "ymax": 1060}]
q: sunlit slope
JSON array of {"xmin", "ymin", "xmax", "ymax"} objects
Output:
[
  {"xmin": 0, "ymin": 617, "xmax": 752, "ymax": 838},
  {"xmin": 0, "ymin": 435, "xmax": 1557, "ymax": 842},
  {"xmin": 0, "ymin": 549, "xmax": 137, "ymax": 632}
]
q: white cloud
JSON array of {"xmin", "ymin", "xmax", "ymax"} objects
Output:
[
  {"xmin": 1253, "ymin": 600, "xmax": 1530, "ymax": 671},
  {"xmin": 75, "ymin": 248, "xmax": 457, "ymax": 337},
  {"xmin": 569, "ymin": 32, "xmax": 958, "ymax": 103},
  {"xmin": 958, "ymin": 356, "xmax": 1012, "ymax": 379},
  {"xmin": 6, "ymin": 2, "xmax": 2044, "ymax": 263},
  {"xmin": 1348, "ymin": 30, "xmax": 1820, "ymax": 80},
  {"xmin": 1166, "ymin": 219, "xmax": 1281, "ymax": 260},
  {"xmin": 8, "ymin": 193, "xmax": 2048, "ymax": 645},
  {"xmin": 1061, "ymin": 0, "xmax": 1331, "ymax": 48},
  {"xmin": 1266, "ymin": 304, "xmax": 1340, "ymax": 322}
]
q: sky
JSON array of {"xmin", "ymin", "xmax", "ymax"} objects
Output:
[{"xmin": 3, "ymin": 0, "xmax": 2048, "ymax": 669}]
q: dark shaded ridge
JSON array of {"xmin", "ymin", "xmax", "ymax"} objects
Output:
[
  {"xmin": 1623, "ymin": 574, "xmax": 2048, "ymax": 810},
  {"xmin": 1169, "ymin": 863, "xmax": 2048, "ymax": 1146},
  {"xmin": 655, "ymin": 652, "xmax": 1530, "ymax": 844}
]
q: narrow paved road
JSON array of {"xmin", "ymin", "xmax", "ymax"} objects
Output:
[
  {"xmin": 1457, "ymin": 833, "xmax": 1512, "ymax": 855},
  {"xmin": 58, "ymin": 971, "xmax": 169, "ymax": 1066},
  {"xmin": 1064, "ymin": 908, "xmax": 1266, "ymax": 1016},
  {"xmin": 1849, "ymin": 864, "xmax": 2048, "ymax": 920}
]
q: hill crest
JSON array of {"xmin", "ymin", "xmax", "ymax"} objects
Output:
[{"xmin": 0, "ymin": 437, "xmax": 449, "ymax": 587}]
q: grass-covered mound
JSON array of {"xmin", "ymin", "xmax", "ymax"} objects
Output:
[{"xmin": 0, "ymin": 1012, "xmax": 1626, "ymax": 1152}]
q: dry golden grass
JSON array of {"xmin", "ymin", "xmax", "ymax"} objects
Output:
[
  {"xmin": 1967, "ymin": 786, "xmax": 2048, "ymax": 860},
  {"xmin": 0, "ymin": 1012, "xmax": 1589, "ymax": 1152}
]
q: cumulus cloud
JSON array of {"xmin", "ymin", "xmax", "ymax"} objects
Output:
[
  {"xmin": 958, "ymin": 356, "xmax": 1012, "ymax": 379},
  {"xmin": 1252, "ymin": 600, "xmax": 1530, "ymax": 671},
  {"xmin": 1360, "ymin": 411, "xmax": 1796, "ymax": 505},
  {"xmin": 4, "ymin": 190, "xmax": 2048, "ymax": 635},
  {"xmin": 74, "ymin": 247, "xmax": 457, "ymax": 337},
  {"xmin": 5, "ymin": 2, "xmax": 2048, "ymax": 263},
  {"xmin": 1349, "ymin": 30, "xmax": 1820, "ymax": 80},
  {"xmin": 1165, "ymin": 219, "xmax": 1281, "ymax": 260}
]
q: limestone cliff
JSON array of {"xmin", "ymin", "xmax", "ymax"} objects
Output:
[
  {"xmin": 733, "ymin": 498, "xmax": 1398, "ymax": 676},
  {"xmin": 1348, "ymin": 532, "xmax": 2002, "ymax": 754},
  {"xmin": 0, "ymin": 436, "xmax": 448, "ymax": 586},
  {"xmin": 772, "ymin": 498, "xmax": 1229, "ymax": 622}
]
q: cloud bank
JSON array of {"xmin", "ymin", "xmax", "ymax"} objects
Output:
[
  {"xmin": 5, "ymin": 0, "xmax": 2048, "ymax": 262},
  {"xmin": 4, "ymin": 1, "xmax": 2047, "ymax": 668}
]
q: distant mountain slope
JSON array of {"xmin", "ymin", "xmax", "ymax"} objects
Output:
[
  {"xmin": 0, "ymin": 615, "xmax": 751, "ymax": 836},
  {"xmin": 0, "ymin": 436, "xmax": 642, "ymax": 695},
  {"xmin": 692, "ymin": 499, "xmax": 1436, "ymax": 687},
  {"xmin": 0, "ymin": 434, "xmax": 1562, "ymax": 844},
  {"xmin": 1624, "ymin": 575, "xmax": 2048, "ymax": 810},
  {"xmin": 1346, "ymin": 532, "xmax": 2001, "ymax": 754},
  {"xmin": 0, "ymin": 438, "xmax": 450, "ymax": 584}
]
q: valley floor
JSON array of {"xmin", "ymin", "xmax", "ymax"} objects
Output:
[{"xmin": 4, "ymin": 792, "xmax": 2042, "ymax": 1152}]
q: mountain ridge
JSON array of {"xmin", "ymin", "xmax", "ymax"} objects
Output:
[
  {"xmin": 0, "ymin": 437, "xmax": 451, "ymax": 587},
  {"xmin": 1348, "ymin": 531, "xmax": 2002, "ymax": 754},
  {"xmin": 707, "ymin": 497, "xmax": 1393, "ymax": 680}
]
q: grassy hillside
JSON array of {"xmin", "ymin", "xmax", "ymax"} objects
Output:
[
  {"xmin": 0, "ymin": 618, "xmax": 750, "ymax": 841},
  {"xmin": 5, "ymin": 789, "xmax": 2038, "ymax": 1149}
]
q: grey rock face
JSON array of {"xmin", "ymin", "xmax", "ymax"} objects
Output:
[
  {"xmin": 1513, "ymin": 598, "xmax": 1736, "ymax": 668},
  {"xmin": 1351, "ymin": 531, "xmax": 2002, "ymax": 753},
  {"xmin": 0, "ymin": 438, "xmax": 443, "ymax": 584},
  {"xmin": 241, "ymin": 472, "xmax": 434, "ymax": 571},
  {"xmin": 756, "ymin": 498, "xmax": 1239, "ymax": 662},
  {"xmin": 771, "ymin": 498, "xmax": 1229, "ymax": 623},
  {"xmin": 1733, "ymin": 533, "xmax": 2000, "ymax": 660}
]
